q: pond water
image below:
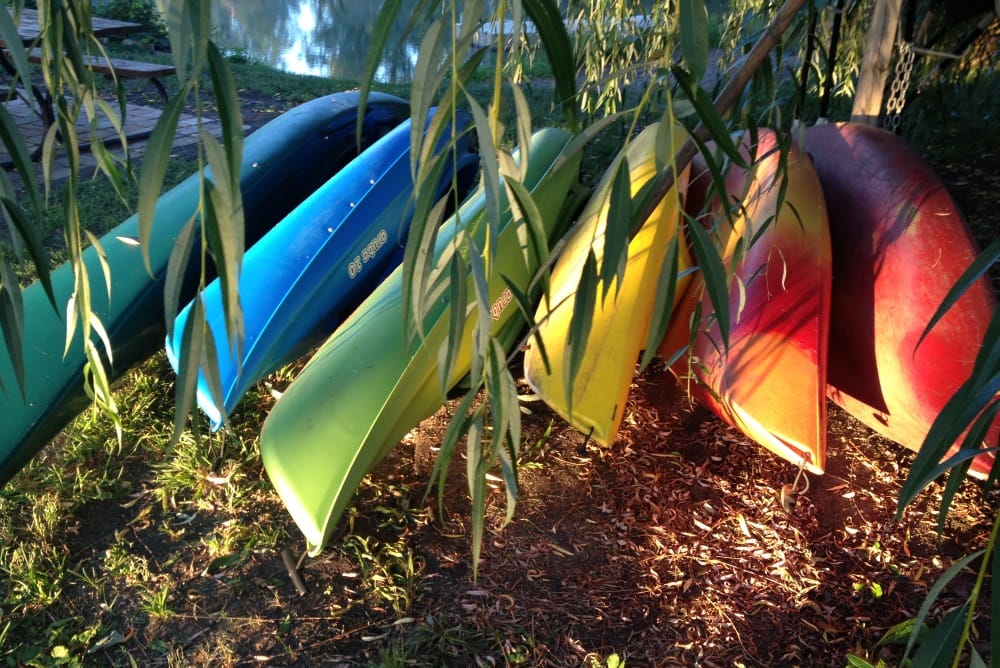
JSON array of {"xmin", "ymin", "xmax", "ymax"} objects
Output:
[{"xmin": 205, "ymin": 0, "xmax": 430, "ymax": 83}]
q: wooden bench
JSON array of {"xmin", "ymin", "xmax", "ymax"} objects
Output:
[{"xmin": 27, "ymin": 49, "xmax": 176, "ymax": 104}]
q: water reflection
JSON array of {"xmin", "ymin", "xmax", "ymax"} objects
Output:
[{"xmin": 207, "ymin": 0, "xmax": 428, "ymax": 83}]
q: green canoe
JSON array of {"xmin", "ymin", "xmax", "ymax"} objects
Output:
[
  {"xmin": 260, "ymin": 128, "xmax": 583, "ymax": 555},
  {"xmin": 0, "ymin": 91, "xmax": 409, "ymax": 485}
]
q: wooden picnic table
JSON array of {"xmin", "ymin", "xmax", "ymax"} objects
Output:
[
  {"xmin": 10, "ymin": 7, "xmax": 144, "ymax": 43},
  {"xmin": 2, "ymin": 8, "xmax": 178, "ymax": 159},
  {"xmin": 1, "ymin": 8, "xmax": 145, "ymax": 126}
]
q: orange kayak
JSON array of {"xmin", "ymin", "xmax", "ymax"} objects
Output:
[
  {"xmin": 664, "ymin": 130, "xmax": 831, "ymax": 474},
  {"xmin": 806, "ymin": 122, "xmax": 997, "ymax": 478}
]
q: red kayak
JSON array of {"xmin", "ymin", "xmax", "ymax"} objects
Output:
[
  {"xmin": 805, "ymin": 122, "xmax": 997, "ymax": 478},
  {"xmin": 665, "ymin": 129, "xmax": 832, "ymax": 474}
]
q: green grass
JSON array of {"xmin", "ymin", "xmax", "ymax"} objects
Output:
[{"xmin": 12, "ymin": 159, "xmax": 195, "ymax": 284}]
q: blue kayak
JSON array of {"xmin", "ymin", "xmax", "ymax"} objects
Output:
[
  {"xmin": 0, "ymin": 90, "xmax": 409, "ymax": 486},
  {"xmin": 165, "ymin": 109, "xmax": 479, "ymax": 429}
]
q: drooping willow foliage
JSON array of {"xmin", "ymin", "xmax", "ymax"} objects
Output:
[{"xmin": 1, "ymin": 1, "xmax": 998, "ymax": 663}]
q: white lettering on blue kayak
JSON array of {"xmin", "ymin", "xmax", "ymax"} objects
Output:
[
  {"xmin": 348, "ymin": 229, "xmax": 389, "ymax": 279},
  {"xmin": 361, "ymin": 229, "xmax": 389, "ymax": 262}
]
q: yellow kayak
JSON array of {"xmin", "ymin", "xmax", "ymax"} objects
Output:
[{"xmin": 523, "ymin": 123, "xmax": 692, "ymax": 445}]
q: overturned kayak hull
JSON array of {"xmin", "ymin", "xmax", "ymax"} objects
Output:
[
  {"xmin": 806, "ymin": 122, "xmax": 997, "ymax": 478},
  {"xmin": 260, "ymin": 128, "xmax": 583, "ymax": 554},
  {"xmin": 165, "ymin": 110, "xmax": 478, "ymax": 429},
  {"xmin": 667, "ymin": 130, "xmax": 831, "ymax": 474},
  {"xmin": 524, "ymin": 123, "xmax": 692, "ymax": 445},
  {"xmin": 0, "ymin": 91, "xmax": 409, "ymax": 485}
]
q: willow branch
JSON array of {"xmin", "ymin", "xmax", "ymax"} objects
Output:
[{"xmin": 633, "ymin": 0, "xmax": 810, "ymax": 234}]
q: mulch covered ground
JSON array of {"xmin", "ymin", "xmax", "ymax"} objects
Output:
[{"xmin": 120, "ymin": 356, "xmax": 994, "ymax": 666}]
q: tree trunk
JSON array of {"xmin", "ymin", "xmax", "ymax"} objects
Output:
[{"xmin": 851, "ymin": 0, "xmax": 904, "ymax": 125}]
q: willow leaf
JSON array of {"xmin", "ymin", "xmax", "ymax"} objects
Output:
[
  {"xmin": 0, "ymin": 10, "xmax": 35, "ymax": 113},
  {"xmin": 641, "ymin": 235, "xmax": 682, "ymax": 370},
  {"xmin": 42, "ymin": 124, "xmax": 59, "ymax": 192},
  {"xmin": 688, "ymin": 133, "xmax": 736, "ymax": 228},
  {"xmin": 206, "ymin": 42, "xmax": 244, "ymax": 188},
  {"xmin": 937, "ymin": 461, "xmax": 974, "ymax": 535},
  {"xmin": 960, "ymin": 308, "xmax": 1000, "ymax": 392},
  {"xmin": 356, "ymin": 0, "xmax": 404, "ymax": 136},
  {"xmin": 551, "ymin": 112, "xmax": 627, "ymax": 177},
  {"xmin": 82, "ymin": 340, "xmax": 121, "ymax": 442},
  {"xmin": 902, "ymin": 404, "xmax": 1000, "ymax": 520},
  {"xmin": 137, "ymin": 91, "xmax": 186, "ymax": 274},
  {"xmin": 673, "ymin": 64, "xmax": 745, "ymax": 168},
  {"xmin": 456, "ymin": 44, "xmax": 489, "ymax": 86},
  {"xmin": 0, "ymin": 262, "xmax": 25, "ymax": 396},
  {"xmin": 487, "ymin": 337, "xmax": 519, "ymax": 451},
  {"xmin": 83, "ymin": 230, "xmax": 111, "ymax": 301},
  {"xmin": 899, "ymin": 324, "xmax": 1000, "ymax": 514},
  {"xmin": 2, "ymin": 198, "xmax": 54, "ymax": 310},
  {"xmin": 488, "ymin": 339, "xmax": 519, "ymax": 526},
  {"xmin": 466, "ymin": 410, "xmax": 486, "ymax": 578},
  {"xmin": 903, "ymin": 550, "xmax": 983, "ymax": 659},
  {"xmin": 457, "ymin": 0, "xmax": 485, "ymax": 44},
  {"xmin": 172, "ymin": 296, "xmax": 206, "ymax": 446},
  {"xmin": 655, "ymin": 109, "xmax": 681, "ymax": 174},
  {"xmin": 414, "ymin": 104, "xmax": 453, "ymax": 197},
  {"xmin": 426, "ymin": 388, "xmax": 480, "ymax": 520},
  {"xmin": 970, "ymin": 646, "xmax": 989, "ymax": 668},
  {"xmin": 463, "ymin": 94, "xmax": 501, "ymax": 248},
  {"xmin": 503, "ymin": 176, "xmax": 547, "ymax": 274},
  {"xmin": 0, "ymin": 105, "xmax": 41, "ymax": 214},
  {"xmin": 909, "ymin": 604, "xmax": 968, "ymax": 668},
  {"xmin": 511, "ymin": 84, "xmax": 533, "ymax": 182},
  {"xmin": 918, "ymin": 444, "xmax": 1000, "ymax": 487},
  {"xmin": 164, "ymin": 0, "xmax": 192, "ymax": 81},
  {"xmin": 189, "ymin": 0, "xmax": 211, "ymax": 76},
  {"xmin": 522, "ymin": 0, "xmax": 579, "ymax": 130},
  {"xmin": 64, "ymin": 292, "xmax": 77, "ymax": 360},
  {"xmin": 687, "ymin": 214, "xmax": 730, "ymax": 347},
  {"xmin": 199, "ymin": 315, "xmax": 226, "ymax": 429},
  {"xmin": 917, "ymin": 236, "xmax": 1000, "ymax": 351},
  {"xmin": 87, "ymin": 311, "xmax": 114, "ymax": 367},
  {"xmin": 501, "ymin": 273, "xmax": 549, "ymax": 374},
  {"xmin": 403, "ymin": 187, "xmax": 450, "ymax": 346},
  {"xmin": 163, "ymin": 214, "xmax": 199, "ymax": 340},
  {"xmin": 466, "ymin": 238, "xmax": 493, "ymax": 386},
  {"xmin": 89, "ymin": 135, "xmax": 128, "ymax": 206},
  {"xmin": 438, "ymin": 252, "xmax": 468, "ymax": 396},
  {"xmin": 602, "ymin": 157, "xmax": 632, "ymax": 301},
  {"xmin": 200, "ymin": 168, "xmax": 244, "ymax": 360},
  {"xmin": 565, "ymin": 250, "xmax": 598, "ymax": 419},
  {"xmin": 409, "ymin": 150, "xmax": 455, "ymax": 302},
  {"xmin": 679, "ymin": 0, "xmax": 709, "ymax": 83},
  {"xmin": 410, "ymin": 19, "xmax": 445, "ymax": 177}
]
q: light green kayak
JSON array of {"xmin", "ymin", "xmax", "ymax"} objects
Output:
[{"xmin": 260, "ymin": 128, "xmax": 583, "ymax": 555}]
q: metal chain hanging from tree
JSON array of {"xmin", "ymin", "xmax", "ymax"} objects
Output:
[{"xmin": 884, "ymin": 37, "xmax": 915, "ymax": 132}]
